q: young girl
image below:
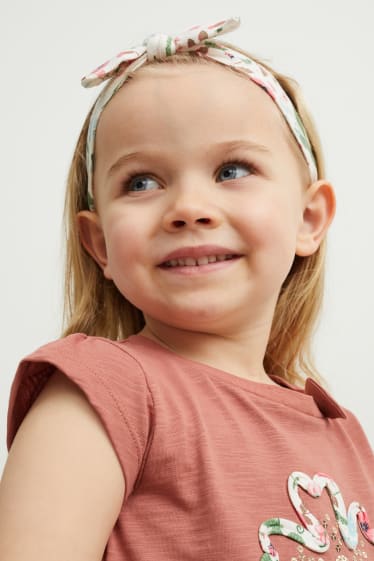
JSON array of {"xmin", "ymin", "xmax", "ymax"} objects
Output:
[{"xmin": 0, "ymin": 16, "xmax": 372, "ymax": 561}]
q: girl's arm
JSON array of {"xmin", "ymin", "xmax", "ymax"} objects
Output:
[{"xmin": 0, "ymin": 370, "xmax": 126, "ymax": 561}]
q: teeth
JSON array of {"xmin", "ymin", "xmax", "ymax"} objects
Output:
[{"xmin": 164, "ymin": 254, "xmax": 235, "ymax": 267}]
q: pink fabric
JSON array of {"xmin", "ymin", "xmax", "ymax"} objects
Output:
[{"xmin": 7, "ymin": 334, "xmax": 374, "ymax": 560}]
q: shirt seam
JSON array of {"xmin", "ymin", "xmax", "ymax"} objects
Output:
[{"xmin": 92, "ymin": 338, "xmax": 156, "ymax": 482}]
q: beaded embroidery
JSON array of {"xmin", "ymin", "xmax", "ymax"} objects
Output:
[{"xmin": 258, "ymin": 471, "xmax": 373, "ymax": 560}]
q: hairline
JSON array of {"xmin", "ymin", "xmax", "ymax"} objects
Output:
[{"xmin": 115, "ymin": 57, "xmax": 312, "ymax": 189}]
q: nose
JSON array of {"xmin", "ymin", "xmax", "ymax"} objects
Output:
[{"xmin": 162, "ymin": 186, "xmax": 223, "ymax": 232}]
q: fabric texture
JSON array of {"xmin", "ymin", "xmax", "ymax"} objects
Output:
[
  {"xmin": 7, "ymin": 334, "xmax": 374, "ymax": 561},
  {"xmin": 81, "ymin": 16, "xmax": 318, "ymax": 210}
]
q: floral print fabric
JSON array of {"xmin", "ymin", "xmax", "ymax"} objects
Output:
[{"xmin": 259, "ymin": 471, "xmax": 374, "ymax": 560}]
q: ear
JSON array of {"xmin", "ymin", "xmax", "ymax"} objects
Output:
[
  {"xmin": 296, "ymin": 180, "xmax": 336, "ymax": 257},
  {"xmin": 77, "ymin": 211, "xmax": 112, "ymax": 279}
]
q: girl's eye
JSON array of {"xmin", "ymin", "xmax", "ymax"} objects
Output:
[
  {"xmin": 217, "ymin": 161, "xmax": 255, "ymax": 182},
  {"xmin": 125, "ymin": 175, "xmax": 159, "ymax": 193}
]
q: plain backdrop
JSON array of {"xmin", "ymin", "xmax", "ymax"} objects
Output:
[{"xmin": 1, "ymin": 0, "xmax": 373, "ymax": 474}]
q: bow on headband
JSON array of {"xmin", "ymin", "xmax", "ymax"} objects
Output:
[
  {"xmin": 82, "ymin": 18, "xmax": 240, "ymax": 87},
  {"xmin": 82, "ymin": 17, "xmax": 318, "ymax": 210}
]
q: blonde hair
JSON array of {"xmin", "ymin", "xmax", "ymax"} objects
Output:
[{"xmin": 63, "ymin": 45, "xmax": 328, "ymax": 387}]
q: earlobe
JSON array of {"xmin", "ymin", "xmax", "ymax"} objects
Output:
[
  {"xmin": 77, "ymin": 211, "xmax": 112, "ymax": 279},
  {"xmin": 296, "ymin": 180, "xmax": 336, "ymax": 257}
]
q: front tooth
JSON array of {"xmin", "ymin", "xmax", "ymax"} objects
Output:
[
  {"xmin": 178, "ymin": 258, "xmax": 186, "ymax": 266},
  {"xmin": 216, "ymin": 254, "xmax": 227, "ymax": 261},
  {"xmin": 184, "ymin": 257, "xmax": 197, "ymax": 266},
  {"xmin": 197, "ymin": 256, "xmax": 209, "ymax": 266},
  {"xmin": 207, "ymin": 255, "xmax": 217, "ymax": 263}
]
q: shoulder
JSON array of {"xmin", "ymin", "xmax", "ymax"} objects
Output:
[
  {"xmin": 0, "ymin": 366, "xmax": 126, "ymax": 560},
  {"xmin": 7, "ymin": 334, "xmax": 154, "ymax": 500},
  {"xmin": 337, "ymin": 404, "xmax": 374, "ymax": 452},
  {"xmin": 12, "ymin": 333, "xmax": 150, "ymax": 397},
  {"xmin": 21, "ymin": 332, "xmax": 145, "ymax": 370}
]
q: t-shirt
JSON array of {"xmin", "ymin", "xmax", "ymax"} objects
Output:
[{"xmin": 7, "ymin": 333, "xmax": 374, "ymax": 561}]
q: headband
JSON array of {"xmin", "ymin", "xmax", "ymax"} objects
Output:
[{"xmin": 82, "ymin": 17, "xmax": 318, "ymax": 210}]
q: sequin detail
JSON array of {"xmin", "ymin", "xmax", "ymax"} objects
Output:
[{"xmin": 289, "ymin": 515, "xmax": 371, "ymax": 561}]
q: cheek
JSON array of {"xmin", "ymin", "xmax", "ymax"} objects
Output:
[
  {"xmin": 238, "ymin": 196, "xmax": 300, "ymax": 273},
  {"xmin": 102, "ymin": 213, "xmax": 146, "ymax": 279},
  {"xmin": 242, "ymin": 196, "xmax": 298, "ymax": 241}
]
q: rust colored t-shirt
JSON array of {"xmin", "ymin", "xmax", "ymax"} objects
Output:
[{"xmin": 7, "ymin": 334, "xmax": 374, "ymax": 560}]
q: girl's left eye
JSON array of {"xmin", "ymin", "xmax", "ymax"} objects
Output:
[
  {"xmin": 124, "ymin": 175, "xmax": 160, "ymax": 193},
  {"xmin": 217, "ymin": 161, "xmax": 255, "ymax": 182}
]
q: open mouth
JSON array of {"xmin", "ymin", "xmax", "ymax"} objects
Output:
[{"xmin": 160, "ymin": 254, "xmax": 238, "ymax": 268}]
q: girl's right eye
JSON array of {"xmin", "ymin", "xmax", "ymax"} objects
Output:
[{"xmin": 123, "ymin": 174, "xmax": 160, "ymax": 193}]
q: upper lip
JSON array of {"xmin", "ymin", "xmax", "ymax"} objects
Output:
[{"xmin": 158, "ymin": 245, "xmax": 241, "ymax": 265}]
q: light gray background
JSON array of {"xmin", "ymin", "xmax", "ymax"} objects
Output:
[{"xmin": 1, "ymin": 0, "xmax": 373, "ymax": 474}]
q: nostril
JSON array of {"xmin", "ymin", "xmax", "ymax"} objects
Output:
[
  {"xmin": 169, "ymin": 217, "xmax": 212, "ymax": 229},
  {"xmin": 172, "ymin": 220, "xmax": 187, "ymax": 228}
]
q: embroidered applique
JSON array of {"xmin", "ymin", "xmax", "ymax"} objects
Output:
[
  {"xmin": 258, "ymin": 471, "xmax": 373, "ymax": 561},
  {"xmin": 289, "ymin": 516, "xmax": 371, "ymax": 561}
]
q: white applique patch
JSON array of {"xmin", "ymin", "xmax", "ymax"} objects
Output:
[{"xmin": 258, "ymin": 471, "xmax": 373, "ymax": 560}]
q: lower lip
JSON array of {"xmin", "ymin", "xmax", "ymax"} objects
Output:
[{"xmin": 158, "ymin": 256, "xmax": 242, "ymax": 275}]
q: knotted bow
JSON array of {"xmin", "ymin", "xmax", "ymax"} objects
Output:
[
  {"xmin": 82, "ymin": 17, "xmax": 318, "ymax": 210},
  {"xmin": 81, "ymin": 18, "xmax": 240, "ymax": 87}
]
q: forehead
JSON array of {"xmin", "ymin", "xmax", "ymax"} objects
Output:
[{"xmin": 95, "ymin": 62, "xmax": 298, "ymax": 168}]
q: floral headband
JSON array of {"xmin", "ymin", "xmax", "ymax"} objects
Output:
[{"xmin": 81, "ymin": 16, "xmax": 318, "ymax": 211}]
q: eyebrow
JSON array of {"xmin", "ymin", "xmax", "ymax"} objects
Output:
[
  {"xmin": 107, "ymin": 140, "xmax": 271, "ymax": 177},
  {"xmin": 214, "ymin": 140, "xmax": 272, "ymax": 155}
]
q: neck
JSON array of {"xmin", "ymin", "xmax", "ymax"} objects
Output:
[{"xmin": 139, "ymin": 319, "xmax": 277, "ymax": 386}]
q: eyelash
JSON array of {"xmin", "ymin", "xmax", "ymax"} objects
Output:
[
  {"xmin": 220, "ymin": 158, "xmax": 259, "ymax": 177},
  {"xmin": 120, "ymin": 157, "xmax": 259, "ymax": 193}
]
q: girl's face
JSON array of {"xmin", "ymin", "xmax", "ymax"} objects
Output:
[{"xmin": 79, "ymin": 63, "xmax": 326, "ymax": 336}]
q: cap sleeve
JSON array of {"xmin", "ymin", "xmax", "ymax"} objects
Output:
[{"xmin": 7, "ymin": 333, "xmax": 154, "ymax": 501}]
